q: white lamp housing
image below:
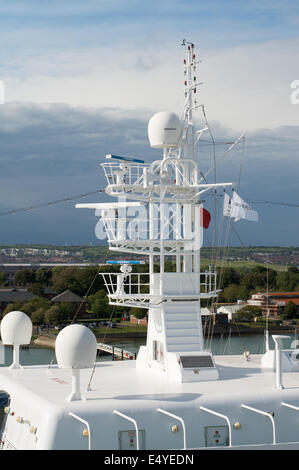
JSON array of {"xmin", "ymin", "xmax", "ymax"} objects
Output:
[
  {"xmin": 55, "ymin": 324, "xmax": 97, "ymax": 401},
  {"xmin": 0, "ymin": 311, "xmax": 32, "ymax": 369},
  {"xmin": 148, "ymin": 111, "xmax": 181, "ymax": 149}
]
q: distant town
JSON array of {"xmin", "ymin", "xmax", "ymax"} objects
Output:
[{"xmin": 0, "ymin": 244, "xmax": 299, "ymax": 267}]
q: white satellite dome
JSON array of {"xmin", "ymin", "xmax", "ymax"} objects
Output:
[
  {"xmin": 0, "ymin": 311, "xmax": 32, "ymax": 345},
  {"xmin": 148, "ymin": 111, "xmax": 181, "ymax": 149},
  {"xmin": 55, "ymin": 324, "xmax": 97, "ymax": 369}
]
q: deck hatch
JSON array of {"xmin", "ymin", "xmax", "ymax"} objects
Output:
[{"xmin": 180, "ymin": 355, "xmax": 214, "ymax": 368}]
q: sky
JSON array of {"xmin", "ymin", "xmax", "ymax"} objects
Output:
[{"xmin": 0, "ymin": 0, "xmax": 298, "ymax": 246}]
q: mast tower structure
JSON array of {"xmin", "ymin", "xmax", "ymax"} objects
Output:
[{"xmin": 77, "ymin": 43, "xmax": 232, "ymax": 382}]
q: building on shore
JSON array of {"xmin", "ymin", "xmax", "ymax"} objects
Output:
[
  {"xmin": 216, "ymin": 304, "xmax": 245, "ymax": 322},
  {"xmin": 51, "ymin": 290, "xmax": 86, "ymax": 316},
  {"xmin": 0, "ymin": 288, "xmax": 35, "ymax": 314},
  {"xmin": 201, "ymin": 307, "xmax": 230, "ymax": 325},
  {"xmin": 247, "ymin": 292, "xmax": 299, "ymax": 317},
  {"xmin": 130, "ymin": 313, "xmax": 148, "ymax": 325}
]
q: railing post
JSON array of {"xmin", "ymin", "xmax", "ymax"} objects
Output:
[
  {"xmin": 113, "ymin": 410, "xmax": 140, "ymax": 450},
  {"xmin": 157, "ymin": 408, "xmax": 187, "ymax": 449},
  {"xmin": 241, "ymin": 404, "xmax": 276, "ymax": 445},
  {"xmin": 69, "ymin": 412, "xmax": 91, "ymax": 450},
  {"xmin": 199, "ymin": 406, "xmax": 232, "ymax": 447}
]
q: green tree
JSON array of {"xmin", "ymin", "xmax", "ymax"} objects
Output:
[
  {"xmin": 235, "ymin": 305, "xmax": 262, "ymax": 321},
  {"xmin": 51, "ymin": 267, "xmax": 82, "ymax": 294},
  {"xmin": 21, "ymin": 297, "xmax": 50, "ymax": 316},
  {"xmin": 74, "ymin": 267, "xmax": 104, "ymax": 294},
  {"xmin": 15, "ymin": 269, "xmax": 35, "ymax": 286},
  {"xmin": 283, "ymin": 301, "xmax": 297, "ymax": 319},
  {"xmin": 0, "ymin": 272, "xmax": 7, "ymax": 285},
  {"xmin": 2, "ymin": 301, "xmax": 26, "ymax": 316},
  {"xmin": 35, "ymin": 267, "xmax": 52, "ymax": 286},
  {"xmin": 219, "ymin": 268, "xmax": 240, "ymax": 288},
  {"xmin": 86, "ymin": 290, "xmax": 111, "ymax": 318},
  {"xmin": 44, "ymin": 305, "xmax": 65, "ymax": 326},
  {"xmin": 28, "ymin": 283, "xmax": 45, "ymax": 296},
  {"xmin": 288, "ymin": 266, "xmax": 299, "ymax": 274},
  {"xmin": 240, "ymin": 268, "xmax": 277, "ymax": 291},
  {"xmin": 276, "ymin": 271, "xmax": 299, "ymax": 292},
  {"xmin": 31, "ymin": 308, "xmax": 45, "ymax": 325},
  {"xmin": 51, "ymin": 266, "xmax": 103, "ymax": 296},
  {"xmin": 57, "ymin": 302, "xmax": 74, "ymax": 320},
  {"xmin": 220, "ymin": 284, "xmax": 249, "ymax": 303}
]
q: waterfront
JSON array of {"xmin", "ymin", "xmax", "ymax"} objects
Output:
[{"xmin": 1, "ymin": 333, "xmax": 297, "ymax": 367}]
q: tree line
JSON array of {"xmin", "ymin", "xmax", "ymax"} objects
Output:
[
  {"xmin": 1, "ymin": 264, "xmax": 299, "ymax": 324},
  {"xmin": 217, "ymin": 265, "xmax": 299, "ymax": 303}
]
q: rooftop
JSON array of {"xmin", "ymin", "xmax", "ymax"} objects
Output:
[
  {"xmin": 0, "ymin": 288, "xmax": 35, "ymax": 302},
  {"xmin": 51, "ymin": 290, "xmax": 84, "ymax": 303}
]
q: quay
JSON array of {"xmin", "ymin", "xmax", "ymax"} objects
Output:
[{"xmin": 97, "ymin": 343, "xmax": 136, "ymax": 360}]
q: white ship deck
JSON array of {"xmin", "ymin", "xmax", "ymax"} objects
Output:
[
  {"xmin": 1, "ymin": 354, "xmax": 295, "ymax": 403},
  {"xmin": 2, "ymin": 354, "xmax": 299, "ymax": 449}
]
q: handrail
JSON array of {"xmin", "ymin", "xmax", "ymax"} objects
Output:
[
  {"xmin": 157, "ymin": 408, "xmax": 187, "ymax": 449},
  {"xmin": 199, "ymin": 406, "xmax": 232, "ymax": 447},
  {"xmin": 69, "ymin": 412, "xmax": 91, "ymax": 450},
  {"xmin": 281, "ymin": 402, "xmax": 299, "ymax": 412},
  {"xmin": 113, "ymin": 410, "xmax": 140, "ymax": 450},
  {"xmin": 241, "ymin": 404, "xmax": 276, "ymax": 445}
]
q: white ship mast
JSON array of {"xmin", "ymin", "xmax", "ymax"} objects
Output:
[{"xmin": 77, "ymin": 42, "xmax": 233, "ymax": 382}]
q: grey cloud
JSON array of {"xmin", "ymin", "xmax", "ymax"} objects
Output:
[{"xmin": 0, "ymin": 102, "xmax": 298, "ymax": 245}]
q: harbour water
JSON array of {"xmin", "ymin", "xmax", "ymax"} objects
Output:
[{"xmin": 0, "ymin": 333, "xmax": 296, "ymax": 367}]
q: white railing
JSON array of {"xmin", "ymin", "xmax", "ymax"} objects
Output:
[
  {"xmin": 101, "ymin": 272, "xmax": 150, "ymax": 298},
  {"xmin": 102, "ymin": 159, "xmax": 198, "ymax": 189},
  {"xmin": 281, "ymin": 402, "xmax": 299, "ymax": 412},
  {"xmin": 199, "ymin": 406, "xmax": 232, "ymax": 447},
  {"xmin": 101, "ymin": 162, "xmax": 149, "ymax": 187},
  {"xmin": 157, "ymin": 408, "xmax": 187, "ymax": 450},
  {"xmin": 66, "ymin": 404, "xmax": 299, "ymax": 451},
  {"xmin": 97, "ymin": 343, "xmax": 135, "ymax": 360},
  {"xmin": 113, "ymin": 410, "xmax": 140, "ymax": 450},
  {"xmin": 101, "ymin": 271, "xmax": 217, "ymax": 301},
  {"xmin": 241, "ymin": 404, "xmax": 276, "ymax": 445},
  {"xmin": 69, "ymin": 412, "xmax": 91, "ymax": 450}
]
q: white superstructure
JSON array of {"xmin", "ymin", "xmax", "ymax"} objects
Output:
[{"xmin": 1, "ymin": 42, "xmax": 299, "ymax": 450}]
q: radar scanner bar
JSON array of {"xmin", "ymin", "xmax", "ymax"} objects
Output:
[{"xmin": 105, "ymin": 154, "xmax": 145, "ymax": 164}]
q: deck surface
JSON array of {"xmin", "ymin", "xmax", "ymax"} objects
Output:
[{"xmin": 1, "ymin": 354, "xmax": 299, "ymax": 406}]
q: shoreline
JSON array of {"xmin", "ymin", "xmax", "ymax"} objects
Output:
[{"xmin": 33, "ymin": 324, "xmax": 297, "ymax": 350}]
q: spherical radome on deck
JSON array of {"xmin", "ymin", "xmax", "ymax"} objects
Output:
[
  {"xmin": 55, "ymin": 324, "xmax": 97, "ymax": 369},
  {"xmin": 148, "ymin": 111, "xmax": 181, "ymax": 148},
  {"xmin": 0, "ymin": 311, "xmax": 32, "ymax": 345}
]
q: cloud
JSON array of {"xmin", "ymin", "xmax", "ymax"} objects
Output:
[
  {"xmin": 0, "ymin": 1, "xmax": 297, "ymax": 133},
  {"xmin": 0, "ymin": 102, "xmax": 298, "ymax": 245},
  {"xmin": 0, "ymin": 1, "xmax": 297, "ymax": 245},
  {"xmin": 1, "ymin": 35, "xmax": 298, "ymax": 132}
]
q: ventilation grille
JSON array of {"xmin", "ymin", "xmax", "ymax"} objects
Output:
[{"xmin": 180, "ymin": 355, "xmax": 214, "ymax": 368}]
